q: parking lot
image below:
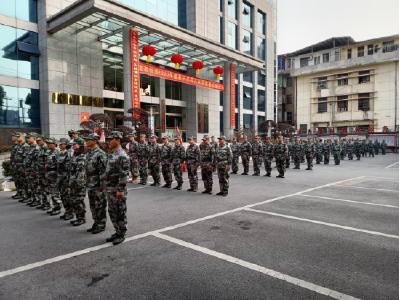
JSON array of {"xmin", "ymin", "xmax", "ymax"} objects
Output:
[{"xmin": 0, "ymin": 153, "xmax": 398, "ymax": 300}]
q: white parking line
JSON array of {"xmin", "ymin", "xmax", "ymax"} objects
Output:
[
  {"xmin": 152, "ymin": 232, "xmax": 360, "ymax": 300},
  {"xmin": 300, "ymin": 194, "xmax": 399, "ymax": 208},
  {"xmin": 127, "ymin": 187, "xmax": 148, "ymax": 190},
  {"xmin": 0, "ymin": 176, "xmax": 366, "ymax": 280},
  {"xmin": 333, "ymin": 185, "xmax": 399, "ymax": 192},
  {"xmin": 244, "ymin": 208, "xmax": 399, "ymax": 239},
  {"xmin": 386, "ymin": 162, "xmax": 399, "ymax": 169}
]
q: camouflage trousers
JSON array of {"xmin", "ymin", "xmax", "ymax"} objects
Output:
[
  {"xmin": 347, "ymin": 151, "xmax": 353, "ymax": 160},
  {"xmin": 340, "ymin": 150, "xmax": 346, "ymax": 160},
  {"xmin": 39, "ymin": 175, "xmax": 50, "ymax": 207},
  {"xmin": 252, "ymin": 156, "xmax": 262, "ymax": 175},
  {"xmin": 70, "ymin": 187, "xmax": 86, "ymax": 220},
  {"xmin": 149, "ymin": 162, "xmax": 161, "ymax": 184},
  {"xmin": 276, "ymin": 158, "xmax": 286, "ymax": 176},
  {"xmin": 27, "ymin": 174, "xmax": 41, "ymax": 203},
  {"xmin": 263, "ymin": 157, "xmax": 272, "ymax": 174},
  {"xmin": 368, "ymin": 149, "xmax": 374, "ymax": 157},
  {"xmin": 333, "ymin": 153, "xmax": 340, "ymax": 164},
  {"xmin": 201, "ymin": 164, "xmax": 213, "ymax": 191},
  {"xmin": 375, "ymin": 148, "xmax": 379, "ymax": 155},
  {"xmin": 217, "ymin": 166, "xmax": 229, "ymax": 194},
  {"xmin": 173, "ymin": 164, "xmax": 183, "ymax": 185},
  {"xmin": 130, "ymin": 160, "xmax": 139, "ymax": 178},
  {"xmin": 242, "ymin": 155, "xmax": 250, "ymax": 174},
  {"xmin": 138, "ymin": 158, "xmax": 148, "ymax": 184},
  {"xmin": 324, "ymin": 154, "xmax": 330, "ymax": 164},
  {"xmin": 355, "ymin": 150, "xmax": 361, "ymax": 159},
  {"xmin": 382, "ymin": 149, "xmax": 386, "ymax": 155},
  {"xmin": 88, "ymin": 189, "xmax": 107, "ymax": 228},
  {"xmin": 301, "ymin": 155, "xmax": 305, "ymax": 163},
  {"xmin": 187, "ymin": 163, "xmax": 198, "ymax": 189},
  {"xmin": 306, "ymin": 156, "xmax": 313, "ymax": 169},
  {"xmin": 13, "ymin": 167, "xmax": 25, "ymax": 197},
  {"xmin": 285, "ymin": 155, "xmax": 290, "ymax": 168},
  {"xmin": 47, "ymin": 179, "xmax": 62, "ymax": 209},
  {"xmin": 58, "ymin": 175, "xmax": 72, "ymax": 215},
  {"xmin": 231, "ymin": 156, "xmax": 239, "ymax": 173},
  {"xmin": 293, "ymin": 155, "xmax": 301, "ymax": 168},
  {"xmin": 106, "ymin": 189, "xmax": 127, "ymax": 236},
  {"xmin": 315, "ymin": 153, "xmax": 323, "ymax": 164},
  {"xmin": 162, "ymin": 163, "xmax": 173, "ymax": 185}
]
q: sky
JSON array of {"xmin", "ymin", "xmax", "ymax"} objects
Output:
[{"xmin": 277, "ymin": 0, "xmax": 399, "ymax": 55}]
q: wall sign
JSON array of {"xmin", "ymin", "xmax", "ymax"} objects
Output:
[{"xmin": 230, "ymin": 63, "xmax": 235, "ymax": 129}]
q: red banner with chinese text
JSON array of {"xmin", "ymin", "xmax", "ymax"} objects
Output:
[
  {"xmin": 139, "ymin": 62, "xmax": 225, "ymax": 92},
  {"xmin": 161, "ymin": 100, "xmax": 166, "ymax": 133},
  {"xmin": 230, "ymin": 63, "xmax": 235, "ymax": 129},
  {"xmin": 130, "ymin": 28, "xmax": 140, "ymax": 109}
]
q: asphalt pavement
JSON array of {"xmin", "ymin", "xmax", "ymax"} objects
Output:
[{"xmin": 0, "ymin": 153, "xmax": 398, "ymax": 300}]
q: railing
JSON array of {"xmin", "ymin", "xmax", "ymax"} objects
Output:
[{"xmin": 383, "ymin": 44, "xmax": 399, "ymax": 53}]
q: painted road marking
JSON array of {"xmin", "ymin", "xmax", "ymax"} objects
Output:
[
  {"xmin": 244, "ymin": 208, "xmax": 399, "ymax": 239},
  {"xmin": 386, "ymin": 162, "xmax": 399, "ymax": 169},
  {"xmin": 152, "ymin": 232, "xmax": 360, "ymax": 300},
  {"xmin": 300, "ymin": 194, "xmax": 399, "ymax": 208},
  {"xmin": 333, "ymin": 185, "xmax": 398, "ymax": 192}
]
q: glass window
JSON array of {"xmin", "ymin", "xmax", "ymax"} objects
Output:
[
  {"xmin": 358, "ymin": 46, "xmax": 364, "ymax": 57},
  {"xmin": 287, "ymin": 77, "xmax": 292, "ymax": 87},
  {"xmin": 242, "ymin": 2, "xmax": 252, "ymax": 28},
  {"xmin": 257, "ymin": 115, "xmax": 265, "ymax": 132},
  {"xmin": 358, "ymin": 93, "xmax": 370, "ymax": 111},
  {"xmin": 242, "ymin": 29, "xmax": 252, "ymax": 55},
  {"xmin": 243, "ymin": 86, "xmax": 252, "ymax": 110},
  {"xmin": 258, "ymin": 71, "xmax": 265, "ymax": 87},
  {"xmin": 165, "ymin": 79, "xmax": 183, "ymax": 100},
  {"xmin": 235, "ymin": 112, "xmax": 238, "ymax": 129},
  {"xmin": 228, "ymin": 22, "xmax": 237, "ymax": 49},
  {"xmin": 141, "ymin": 74, "xmax": 159, "ymax": 97},
  {"xmin": 317, "ymin": 97, "xmax": 327, "ymax": 113},
  {"xmin": 337, "ymin": 96, "xmax": 348, "ymax": 112},
  {"xmin": 219, "ymin": 16, "xmax": 223, "ymax": 44},
  {"xmin": 359, "ymin": 70, "xmax": 370, "ymax": 84},
  {"xmin": 218, "ymin": 0, "xmax": 223, "ymax": 11},
  {"xmin": 257, "ymin": 11, "xmax": 265, "ymax": 34},
  {"xmin": 257, "ymin": 37, "xmax": 265, "ymax": 60},
  {"xmin": 323, "ymin": 53, "xmax": 329, "ymax": 63},
  {"xmin": 287, "ymin": 112, "xmax": 292, "ymax": 122},
  {"xmin": 300, "ymin": 57, "xmax": 308, "ymax": 67},
  {"xmin": 219, "ymin": 91, "xmax": 223, "ymax": 106},
  {"xmin": 257, "ymin": 89, "xmax": 265, "ymax": 111},
  {"xmin": 228, "ymin": 0, "xmax": 237, "ymax": 19},
  {"xmin": 0, "ymin": 0, "xmax": 37, "ymax": 23},
  {"xmin": 220, "ymin": 111, "xmax": 223, "ymax": 134},
  {"xmin": 317, "ymin": 77, "xmax": 327, "ymax": 90},
  {"xmin": 0, "ymin": 85, "xmax": 40, "ymax": 128},
  {"xmin": 103, "ymin": 53, "xmax": 124, "ymax": 92},
  {"xmin": 286, "ymin": 94, "xmax": 292, "ymax": 104},
  {"xmin": 104, "ymin": 98, "xmax": 124, "ymax": 109},
  {"xmin": 243, "ymin": 113, "xmax": 253, "ymax": 129}
]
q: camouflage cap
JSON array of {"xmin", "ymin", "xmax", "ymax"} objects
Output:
[
  {"xmin": 13, "ymin": 132, "xmax": 26, "ymax": 137},
  {"xmin": 202, "ymin": 135, "xmax": 210, "ymax": 140},
  {"xmin": 218, "ymin": 136, "xmax": 226, "ymax": 140},
  {"xmin": 69, "ymin": 137, "xmax": 85, "ymax": 146},
  {"xmin": 188, "ymin": 136, "xmax": 195, "ymax": 140},
  {"xmin": 334, "ymin": 139, "xmax": 338, "ymax": 141},
  {"xmin": 46, "ymin": 137, "xmax": 58, "ymax": 144},
  {"xmin": 36, "ymin": 135, "xmax": 44, "ymax": 141},
  {"xmin": 127, "ymin": 132, "xmax": 136, "ymax": 137},
  {"xmin": 151, "ymin": 135, "xmax": 157, "ymax": 139},
  {"xmin": 106, "ymin": 131, "xmax": 123, "ymax": 140},
  {"xmin": 139, "ymin": 134, "xmax": 146, "ymax": 138},
  {"xmin": 83, "ymin": 133, "xmax": 100, "ymax": 141},
  {"xmin": 265, "ymin": 136, "xmax": 271, "ymax": 140},
  {"xmin": 59, "ymin": 138, "xmax": 70, "ymax": 144},
  {"xmin": 174, "ymin": 135, "xmax": 180, "ymax": 140},
  {"xmin": 68, "ymin": 129, "xmax": 79, "ymax": 135},
  {"xmin": 26, "ymin": 132, "xmax": 38, "ymax": 138},
  {"xmin": 162, "ymin": 135, "xmax": 169, "ymax": 139},
  {"xmin": 295, "ymin": 137, "xmax": 300, "ymax": 140},
  {"xmin": 211, "ymin": 136, "xmax": 215, "ymax": 138},
  {"xmin": 277, "ymin": 135, "xmax": 283, "ymax": 138},
  {"xmin": 255, "ymin": 136, "xmax": 260, "ymax": 139}
]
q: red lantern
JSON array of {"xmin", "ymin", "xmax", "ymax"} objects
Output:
[
  {"xmin": 297, "ymin": 129, "xmax": 302, "ymax": 134},
  {"xmin": 307, "ymin": 129, "xmax": 312, "ymax": 134},
  {"xmin": 171, "ymin": 54, "xmax": 183, "ymax": 70},
  {"xmin": 342, "ymin": 127, "xmax": 347, "ymax": 133},
  {"xmin": 192, "ymin": 61, "xmax": 204, "ymax": 75},
  {"xmin": 368, "ymin": 126, "xmax": 374, "ymax": 132},
  {"xmin": 355, "ymin": 127, "xmax": 360, "ymax": 133},
  {"xmin": 142, "ymin": 45, "xmax": 156, "ymax": 63},
  {"xmin": 329, "ymin": 128, "xmax": 335, "ymax": 133},
  {"xmin": 383, "ymin": 126, "xmax": 388, "ymax": 132},
  {"xmin": 213, "ymin": 66, "xmax": 224, "ymax": 80},
  {"xmin": 318, "ymin": 128, "xmax": 324, "ymax": 134}
]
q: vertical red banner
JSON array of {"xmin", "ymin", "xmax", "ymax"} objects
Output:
[
  {"xmin": 230, "ymin": 63, "xmax": 235, "ymax": 129},
  {"xmin": 161, "ymin": 100, "xmax": 166, "ymax": 133},
  {"xmin": 130, "ymin": 28, "xmax": 140, "ymax": 109}
]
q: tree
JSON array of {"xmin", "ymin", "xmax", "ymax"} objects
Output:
[
  {"xmin": 80, "ymin": 113, "xmax": 111, "ymax": 138},
  {"xmin": 259, "ymin": 120, "xmax": 295, "ymax": 139},
  {"xmin": 116, "ymin": 107, "xmax": 152, "ymax": 139}
]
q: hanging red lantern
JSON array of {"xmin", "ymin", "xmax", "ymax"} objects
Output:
[
  {"xmin": 192, "ymin": 61, "xmax": 204, "ymax": 75},
  {"xmin": 318, "ymin": 128, "xmax": 324, "ymax": 134},
  {"xmin": 307, "ymin": 129, "xmax": 312, "ymax": 134},
  {"xmin": 383, "ymin": 126, "xmax": 388, "ymax": 132},
  {"xmin": 213, "ymin": 66, "xmax": 224, "ymax": 80},
  {"xmin": 171, "ymin": 54, "xmax": 183, "ymax": 70},
  {"xmin": 342, "ymin": 127, "xmax": 347, "ymax": 133},
  {"xmin": 297, "ymin": 129, "xmax": 302, "ymax": 134},
  {"xmin": 142, "ymin": 45, "xmax": 156, "ymax": 63},
  {"xmin": 355, "ymin": 127, "xmax": 360, "ymax": 133},
  {"xmin": 329, "ymin": 128, "xmax": 335, "ymax": 133},
  {"xmin": 368, "ymin": 126, "xmax": 374, "ymax": 132}
]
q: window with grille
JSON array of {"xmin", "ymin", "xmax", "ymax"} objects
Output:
[
  {"xmin": 286, "ymin": 94, "xmax": 292, "ymax": 104},
  {"xmin": 287, "ymin": 112, "xmax": 292, "ymax": 122},
  {"xmin": 358, "ymin": 46, "xmax": 364, "ymax": 57},
  {"xmin": 317, "ymin": 77, "xmax": 327, "ymax": 90},
  {"xmin": 347, "ymin": 49, "xmax": 352, "ymax": 59},
  {"xmin": 358, "ymin": 93, "xmax": 370, "ymax": 111},
  {"xmin": 367, "ymin": 44, "xmax": 373, "ymax": 55},
  {"xmin": 359, "ymin": 70, "xmax": 370, "ymax": 84},
  {"xmin": 300, "ymin": 57, "xmax": 309, "ymax": 67},
  {"xmin": 314, "ymin": 56, "xmax": 320, "ymax": 65},
  {"xmin": 300, "ymin": 124, "xmax": 307, "ymax": 131},
  {"xmin": 318, "ymin": 97, "xmax": 328, "ymax": 113},
  {"xmin": 287, "ymin": 77, "xmax": 292, "ymax": 87},
  {"xmin": 323, "ymin": 53, "xmax": 329, "ymax": 63},
  {"xmin": 337, "ymin": 96, "xmax": 348, "ymax": 112},
  {"xmin": 337, "ymin": 73, "xmax": 348, "ymax": 86}
]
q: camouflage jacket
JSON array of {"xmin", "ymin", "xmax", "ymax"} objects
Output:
[
  {"xmin": 346, "ymin": 142, "xmax": 354, "ymax": 151},
  {"xmin": 332, "ymin": 144, "xmax": 341, "ymax": 154},
  {"xmin": 14, "ymin": 142, "xmax": 30, "ymax": 167},
  {"xmin": 128, "ymin": 140, "xmax": 139, "ymax": 161},
  {"xmin": 215, "ymin": 144, "xmax": 232, "ymax": 168},
  {"xmin": 322, "ymin": 144, "xmax": 330, "ymax": 155},
  {"xmin": 381, "ymin": 142, "xmax": 387, "ymax": 149},
  {"xmin": 137, "ymin": 141, "xmax": 149, "ymax": 160},
  {"xmin": 45, "ymin": 149, "xmax": 60, "ymax": 183},
  {"xmin": 57, "ymin": 149, "xmax": 71, "ymax": 185},
  {"xmin": 374, "ymin": 141, "xmax": 381, "ymax": 149},
  {"xmin": 230, "ymin": 142, "xmax": 241, "ymax": 157},
  {"xmin": 287, "ymin": 142, "xmax": 293, "ymax": 155},
  {"xmin": 186, "ymin": 144, "xmax": 200, "ymax": 165},
  {"xmin": 171, "ymin": 144, "xmax": 186, "ymax": 165},
  {"xmin": 86, "ymin": 146, "xmax": 107, "ymax": 190},
  {"xmin": 148, "ymin": 143, "xmax": 161, "ymax": 164},
  {"xmin": 210, "ymin": 141, "xmax": 218, "ymax": 152},
  {"xmin": 291, "ymin": 144, "xmax": 303, "ymax": 156},
  {"xmin": 10, "ymin": 143, "xmax": 18, "ymax": 165},
  {"xmin": 23, "ymin": 144, "xmax": 40, "ymax": 174},
  {"xmin": 38, "ymin": 145, "xmax": 48, "ymax": 175},
  {"xmin": 160, "ymin": 143, "xmax": 173, "ymax": 165},
  {"xmin": 199, "ymin": 143, "xmax": 215, "ymax": 167},
  {"xmin": 252, "ymin": 142, "xmax": 263, "ymax": 157},
  {"xmin": 273, "ymin": 142, "xmax": 288, "ymax": 159},
  {"xmin": 105, "ymin": 147, "xmax": 130, "ymax": 192},
  {"xmin": 366, "ymin": 143, "xmax": 373, "ymax": 151},
  {"xmin": 69, "ymin": 152, "xmax": 87, "ymax": 189},
  {"xmin": 262, "ymin": 142, "xmax": 274, "ymax": 159},
  {"xmin": 304, "ymin": 142, "xmax": 315, "ymax": 156},
  {"xmin": 240, "ymin": 141, "xmax": 252, "ymax": 157},
  {"xmin": 315, "ymin": 143, "xmax": 323, "ymax": 153},
  {"xmin": 340, "ymin": 142, "xmax": 346, "ymax": 152},
  {"xmin": 354, "ymin": 142, "xmax": 363, "ymax": 151}
]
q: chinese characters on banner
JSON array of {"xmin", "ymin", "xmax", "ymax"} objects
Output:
[
  {"xmin": 161, "ymin": 100, "xmax": 166, "ymax": 133},
  {"xmin": 230, "ymin": 63, "xmax": 235, "ymax": 129},
  {"xmin": 130, "ymin": 28, "xmax": 140, "ymax": 109},
  {"xmin": 139, "ymin": 62, "xmax": 225, "ymax": 92}
]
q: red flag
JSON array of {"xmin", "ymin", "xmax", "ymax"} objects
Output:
[{"xmin": 177, "ymin": 126, "xmax": 187, "ymax": 172}]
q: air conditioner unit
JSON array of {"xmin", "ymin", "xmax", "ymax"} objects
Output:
[
  {"xmin": 228, "ymin": 0, "xmax": 234, "ymax": 5},
  {"xmin": 308, "ymin": 55, "xmax": 313, "ymax": 60}
]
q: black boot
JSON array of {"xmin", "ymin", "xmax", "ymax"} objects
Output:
[
  {"xmin": 87, "ymin": 223, "xmax": 97, "ymax": 232},
  {"xmin": 73, "ymin": 219, "xmax": 86, "ymax": 226},
  {"xmin": 216, "ymin": 192, "xmax": 223, "ymax": 196}
]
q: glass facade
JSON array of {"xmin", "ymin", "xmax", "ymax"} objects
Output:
[
  {"xmin": 257, "ymin": 37, "xmax": 265, "ymax": 60},
  {"xmin": 243, "ymin": 86, "xmax": 252, "ymax": 110},
  {"xmin": 0, "ymin": 85, "xmax": 40, "ymax": 128},
  {"xmin": 228, "ymin": 22, "xmax": 237, "ymax": 50},
  {"xmin": 243, "ymin": 113, "xmax": 253, "ymax": 129},
  {"xmin": 242, "ymin": 29, "xmax": 252, "ymax": 55},
  {"xmin": 257, "ymin": 11, "xmax": 265, "ymax": 34},
  {"xmin": 103, "ymin": 53, "xmax": 124, "ymax": 92},
  {"xmin": 0, "ymin": 24, "xmax": 39, "ymax": 80},
  {"xmin": 0, "ymin": 0, "xmax": 37, "ymax": 23},
  {"xmin": 165, "ymin": 79, "xmax": 183, "ymax": 100},
  {"xmin": 242, "ymin": 2, "xmax": 252, "ymax": 28},
  {"xmin": 258, "ymin": 71, "xmax": 266, "ymax": 87},
  {"xmin": 228, "ymin": 0, "xmax": 237, "ymax": 19},
  {"xmin": 258, "ymin": 89, "xmax": 265, "ymax": 111},
  {"xmin": 141, "ymin": 74, "xmax": 160, "ymax": 97},
  {"xmin": 243, "ymin": 72, "xmax": 252, "ymax": 83}
]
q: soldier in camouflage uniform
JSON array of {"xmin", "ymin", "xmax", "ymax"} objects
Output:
[
  {"xmin": 36, "ymin": 135, "xmax": 51, "ymax": 210},
  {"xmin": 24, "ymin": 133, "xmax": 41, "ymax": 207},
  {"xmin": 210, "ymin": 136, "xmax": 218, "ymax": 173},
  {"xmin": 284, "ymin": 138, "xmax": 291, "ymax": 168},
  {"xmin": 45, "ymin": 138, "xmax": 62, "ymax": 215},
  {"xmin": 354, "ymin": 139, "xmax": 362, "ymax": 160},
  {"xmin": 340, "ymin": 138, "xmax": 347, "ymax": 160},
  {"xmin": 137, "ymin": 134, "xmax": 149, "ymax": 185},
  {"xmin": 315, "ymin": 138, "xmax": 323, "ymax": 164},
  {"xmin": 68, "ymin": 137, "xmax": 87, "ymax": 226},
  {"xmin": 374, "ymin": 139, "xmax": 381, "ymax": 155},
  {"xmin": 229, "ymin": 137, "xmax": 240, "ymax": 174},
  {"xmin": 171, "ymin": 136, "xmax": 186, "ymax": 190},
  {"xmin": 161, "ymin": 136, "xmax": 173, "ymax": 188},
  {"xmin": 57, "ymin": 138, "xmax": 73, "ymax": 220},
  {"xmin": 10, "ymin": 133, "xmax": 22, "ymax": 199},
  {"xmin": 262, "ymin": 136, "xmax": 273, "ymax": 177},
  {"xmin": 186, "ymin": 136, "xmax": 200, "ymax": 192},
  {"xmin": 304, "ymin": 137, "xmax": 315, "ymax": 170},
  {"xmin": 273, "ymin": 136, "xmax": 288, "ymax": 178},
  {"xmin": 300, "ymin": 139, "xmax": 306, "ymax": 163},
  {"xmin": 215, "ymin": 136, "xmax": 232, "ymax": 196},
  {"xmin": 84, "ymin": 134, "xmax": 107, "ymax": 233},
  {"xmin": 148, "ymin": 135, "xmax": 161, "ymax": 187},
  {"xmin": 332, "ymin": 139, "xmax": 342, "ymax": 165},
  {"xmin": 367, "ymin": 140, "xmax": 374, "ymax": 157},
  {"xmin": 128, "ymin": 133, "xmax": 139, "ymax": 183},
  {"xmin": 381, "ymin": 140, "xmax": 387, "ymax": 155},
  {"xmin": 347, "ymin": 139, "xmax": 354, "ymax": 160},
  {"xmin": 14, "ymin": 133, "xmax": 30, "ymax": 202},
  {"xmin": 322, "ymin": 140, "xmax": 330, "ymax": 164},
  {"xmin": 252, "ymin": 136, "xmax": 263, "ymax": 176},
  {"xmin": 199, "ymin": 135, "xmax": 215, "ymax": 194},
  {"xmin": 292, "ymin": 138, "xmax": 302, "ymax": 169},
  {"xmin": 104, "ymin": 131, "xmax": 130, "ymax": 245},
  {"xmin": 240, "ymin": 136, "xmax": 252, "ymax": 175}
]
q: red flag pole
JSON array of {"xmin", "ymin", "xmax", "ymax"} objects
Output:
[{"xmin": 177, "ymin": 126, "xmax": 187, "ymax": 172}]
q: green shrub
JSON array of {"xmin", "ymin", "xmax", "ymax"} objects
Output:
[
  {"xmin": 2, "ymin": 160, "xmax": 12, "ymax": 177},
  {"xmin": 0, "ymin": 146, "xmax": 12, "ymax": 154}
]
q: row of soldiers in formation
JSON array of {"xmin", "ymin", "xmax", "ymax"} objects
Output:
[{"xmin": 9, "ymin": 130, "xmax": 129, "ymax": 245}]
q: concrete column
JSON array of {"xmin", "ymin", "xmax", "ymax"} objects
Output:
[
  {"xmin": 252, "ymin": 71, "xmax": 258, "ymax": 131},
  {"xmin": 223, "ymin": 61, "xmax": 234, "ymax": 140},
  {"xmin": 159, "ymin": 77, "xmax": 166, "ymax": 137}
]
